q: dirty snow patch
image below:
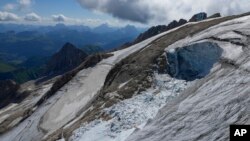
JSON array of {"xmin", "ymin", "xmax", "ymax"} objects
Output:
[{"xmin": 70, "ymin": 73, "xmax": 188, "ymax": 141}]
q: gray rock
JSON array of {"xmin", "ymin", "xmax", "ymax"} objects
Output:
[{"xmin": 189, "ymin": 12, "xmax": 207, "ymax": 22}]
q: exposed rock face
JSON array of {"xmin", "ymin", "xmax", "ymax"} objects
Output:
[
  {"xmin": 189, "ymin": 12, "xmax": 207, "ymax": 22},
  {"xmin": 135, "ymin": 19, "xmax": 188, "ymax": 44},
  {"xmin": 166, "ymin": 42, "xmax": 223, "ymax": 81},
  {"xmin": 208, "ymin": 13, "xmax": 221, "ymax": 19},
  {"xmin": 0, "ymin": 80, "xmax": 20, "ymax": 108},
  {"xmin": 46, "ymin": 42, "xmax": 88, "ymax": 75},
  {"xmin": 135, "ymin": 25, "xmax": 168, "ymax": 43},
  {"xmin": 178, "ymin": 19, "xmax": 188, "ymax": 25},
  {"xmin": 167, "ymin": 19, "xmax": 187, "ymax": 29},
  {"xmin": 119, "ymin": 19, "xmax": 187, "ymax": 49}
]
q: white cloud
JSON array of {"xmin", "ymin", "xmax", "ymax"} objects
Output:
[
  {"xmin": 77, "ymin": 0, "xmax": 250, "ymax": 24},
  {"xmin": 3, "ymin": 3, "xmax": 17, "ymax": 11},
  {"xmin": 18, "ymin": 0, "xmax": 33, "ymax": 11},
  {"xmin": 0, "ymin": 11, "xmax": 20, "ymax": 21},
  {"xmin": 50, "ymin": 14, "xmax": 112, "ymax": 27},
  {"xmin": 24, "ymin": 12, "xmax": 41, "ymax": 21},
  {"xmin": 18, "ymin": 0, "xmax": 32, "ymax": 8},
  {"xmin": 52, "ymin": 14, "xmax": 69, "ymax": 22}
]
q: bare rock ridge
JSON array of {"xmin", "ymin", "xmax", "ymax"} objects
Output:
[
  {"xmin": 119, "ymin": 19, "xmax": 188, "ymax": 49},
  {"xmin": 207, "ymin": 13, "xmax": 221, "ymax": 19},
  {"xmin": 134, "ymin": 19, "xmax": 188, "ymax": 44},
  {"xmin": 46, "ymin": 42, "xmax": 88, "ymax": 75},
  {"xmin": 119, "ymin": 12, "xmax": 220, "ymax": 50}
]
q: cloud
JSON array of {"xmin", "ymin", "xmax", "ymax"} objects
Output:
[
  {"xmin": 0, "ymin": 11, "xmax": 20, "ymax": 21},
  {"xmin": 18, "ymin": 0, "xmax": 32, "ymax": 8},
  {"xmin": 3, "ymin": 3, "xmax": 17, "ymax": 11},
  {"xmin": 77, "ymin": 0, "xmax": 151, "ymax": 23},
  {"xmin": 52, "ymin": 14, "xmax": 69, "ymax": 22},
  {"xmin": 24, "ymin": 12, "xmax": 41, "ymax": 21},
  {"xmin": 2, "ymin": 1, "xmax": 32, "ymax": 12},
  {"xmin": 77, "ymin": 0, "xmax": 250, "ymax": 24},
  {"xmin": 18, "ymin": 0, "xmax": 33, "ymax": 11}
]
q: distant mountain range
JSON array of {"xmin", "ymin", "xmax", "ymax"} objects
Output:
[
  {"xmin": 0, "ymin": 23, "xmax": 144, "ymax": 83},
  {"xmin": 0, "ymin": 23, "xmax": 143, "ymax": 63}
]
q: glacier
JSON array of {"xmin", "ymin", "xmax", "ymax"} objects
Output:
[{"xmin": 126, "ymin": 15, "xmax": 250, "ymax": 141}]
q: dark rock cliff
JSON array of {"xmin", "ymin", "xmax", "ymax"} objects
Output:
[
  {"xmin": 189, "ymin": 12, "xmax": 207, "ymax": 22},
  {"xmin": 46, "ymin": 42, "xmax": 88, "ymax": 75}
]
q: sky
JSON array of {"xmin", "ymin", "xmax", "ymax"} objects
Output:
[{"xmin": 0, "ymin": 0, "xmax": 249, "ymax": 27}]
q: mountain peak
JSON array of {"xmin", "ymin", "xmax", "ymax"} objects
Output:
[
  {"xmin": 46, "ymin": 43, "xmax": 88, "ymax": 75},
  {"xmin": 189, "ymin": 12, "xmax": 207, "ymax": 22},
  {"xmin": 61, "ymin": 42, "xmax": 76, "ymax": 51}
]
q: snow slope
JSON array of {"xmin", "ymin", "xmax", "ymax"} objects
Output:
[
  {"xmin": 0, "ymin": 83, "xmax": 54, "ymax": 141},
  {"xmin": 127, "ymin": 15, "xmax": 250, "ymax": 141}
]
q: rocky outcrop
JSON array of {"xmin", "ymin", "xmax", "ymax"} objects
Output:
[
  {"xmin": 166, "ymin": 42, "xmax": 223, "ymax": 81},
  {"xmin": 189, "ymin": 12, "xmax": 207, "ymax": 22},
  {"xmin": 46, "ymin": 42, "xmax": 88, "ymax": 75},
  {"xmin": 208, "ymin": 13, "xmax": 221, "ymax": 19},
  {"xmin": 118, "ymin": 12, "xmax": 215, "ymax": 51},
  {"xmin": 118, "ymin": 19, "xmax": 187, "ymax": 50},
  {"xmin": 0, "ymin": 80, "xmax": 20, "ymax": 108},
  {"xmin": 135, "ymin": 19, "xmax": 188, "ymax": 44},
  {"xmin": 167, "ymin": 19, "xmax": 187, "ymax": 29}
]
